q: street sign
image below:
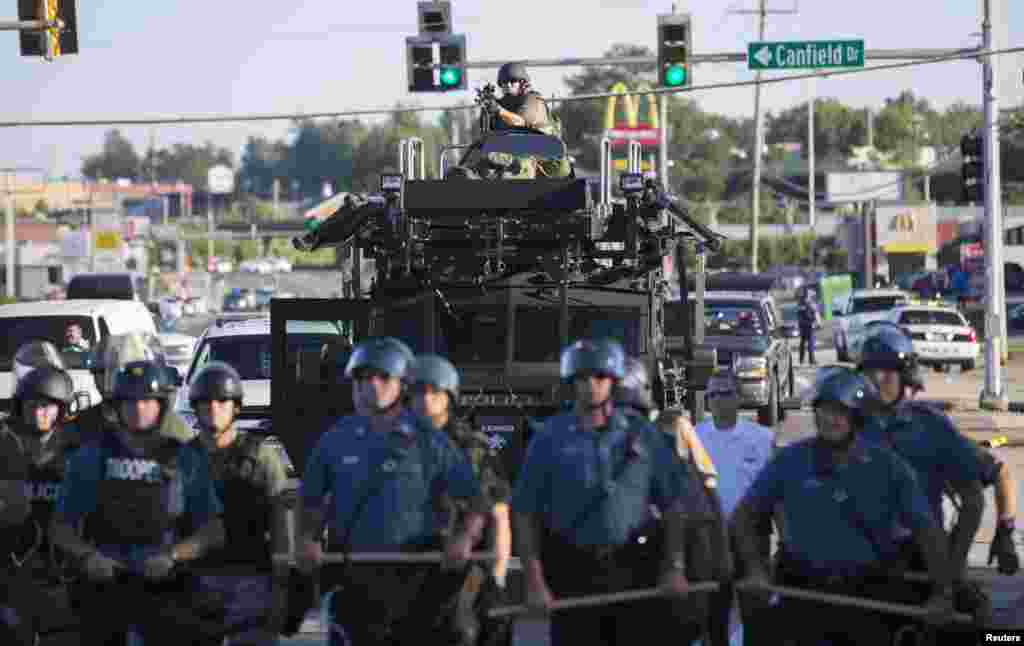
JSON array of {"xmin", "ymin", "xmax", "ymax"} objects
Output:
[
  {"xmin": 605, "ymin": 127, "xmax": 660, "ymax": 147},
  {"xmin": 207, "ymin": 165, "xmax": 235, "ymax": 194},
  {"xmin": 748, "ymin": 40, "xmax": 864, "ymax": 71},
  {"xmin": 94, "ymin": 231, "xmax": 122, "ymax": 251}
]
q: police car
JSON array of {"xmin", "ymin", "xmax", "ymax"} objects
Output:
[
  {"xmin": 833, "ymin": 288, "xmax": 910, "ymax": 362},
  {"xmin": 848, "ymin": 301, "xmax": 979, "ymax": 371}
]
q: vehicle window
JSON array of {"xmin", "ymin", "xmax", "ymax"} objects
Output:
[
  {"xmin": 898, "ymin": 310, "xmax": 965, "ymax": 326},
  {"xmin": 852, "ymin": 296, "xmax": 906, "ymax": 314},
  {"xmin": 781, "ymin": 304, "xmax": 798, "ymax": 322},
  {"xmin": 67, "ymin": 275, "xmax": 134, "ymax": 300},
  {"xmin": 98, "ymin": 317, "xmax": 110, "ymax": 338},
  {"xmin": 515, "ymin": 306, "xmax": 560, "ymax": 361},
  {"xmin": 0, "ymin": 316, "xmax": 97, "ymax": 370},
  {"xmin": 437, "ymin": 306, "xmax": 507, "ymax": 363},
  {"xmin": 570, "ymin": 309, "xmax": 641, "ymax": 356},
  {"xmin": 477, "ymin": 132, "xmax": 566, "ymax": 160},
  {"xmin": 704, "ymin": 301, "xmax": 767, "ymax": 336},
  {"xmin": 191, "ymin": 331, "xmax": 344, "ymax": 381}
]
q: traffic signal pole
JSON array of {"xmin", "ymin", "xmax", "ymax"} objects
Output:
[{"xmin": 980, "ymin": 0, "xmax": 1008, "ymax": 411}]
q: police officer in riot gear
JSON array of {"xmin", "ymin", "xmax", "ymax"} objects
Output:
[
  {"xmin": 51, "ymin": 360, "xmax": 225, "ymax": 646},
  {"xmin": 0, "ymin": 365, "xmax": 78, "ymax": 645},
  {"xmin": 409, "ymin": 353, "xmax": 513, "ymax": 646},
  {"xmin": 188, "ymin": 361, "xmax": 293, "ymax": 645},
  {"xmin": 0, "ymin": 420, "xmax": 37, "ymax": 645},
  {"xmin": 297, "ymin": 337, "xmax": 487, "ymax": 646},
  {"xmin": 484, "ymin": 62, "xmax": 553, "ymax": 132},
  {"xmin": 7, "ymin": 340, "xmax": 66, "ymax": 417},
  {"xmin": 856, "ymin": 323, "xmax": 986, "ymax": 581},
  {"xmin": 512, "ymin": 338, "xmax": 698, "ymax": 646},
  {"xmin": 732, "ymin": 367, "xmax": 955, "ymax": 645}
]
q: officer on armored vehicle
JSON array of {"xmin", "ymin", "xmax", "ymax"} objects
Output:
[{"xmin": 484, "ymin": 62, "xmax": 553, "ymax": 134}]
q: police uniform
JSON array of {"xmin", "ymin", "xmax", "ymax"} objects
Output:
[
  {"xmin": 188, "ymin": 360, "xmax": 292, "ymax": 646},
  {"xmin": 54, "ymin": 362, "xmax": 223, "ymax": 646},
  {"xmin": 512, "ymin": 406, "xmax": 694, "ymax": 646},
  {"xmin": 302, "ymin": 411, "xmax": 484, "ymax": 645}
]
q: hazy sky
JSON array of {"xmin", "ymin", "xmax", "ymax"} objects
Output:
[{"xmin": 0, "ymin": 0, "xmax": 1020, "ymax": 179}]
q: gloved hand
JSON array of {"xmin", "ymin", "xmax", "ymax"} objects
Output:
[
  {"xmin": 989, "ymin": 520, "xmax": 1019, "ymax": 575},
  {"xmin": 83, "ymin": 551, "xmax": 121, "ymax": 581},
  {"xmin": 142, "ymin": 550, "xmax": 177, "ymax": 580},
  {"xmin": 482, "ymin": 96, "xmax": 501, "ymax": 114}
]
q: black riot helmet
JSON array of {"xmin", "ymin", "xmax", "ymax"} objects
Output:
[
  {"xmin": 344, "ymin": 337, "xmax": 415, "ymax": 381},
  {"xmin": 810, "ymin": 366, "xmax": 881, "ymax": 427},
  {"xmin": 189, "ymin": 361, "xmax": 244, "ymax": 409},
  {"xmin": 13, "ymin": 365, "xmax": 75, "ymax": 420},
  {"xmin": 559, "ymin": 338, "xmax": 626, "ymax": 383},
  {"xmin": 497, "ymin": 62, "xmax": 530, "ymax": 87},
  {"xmin": 858, "ymin": 321, "xmax": 917, "ymax": 381},
  {"xmin": 13, "ymin": 340, "xmax": 65, "ymax": 386},
  {"xmin": 111, "ymin": 360, "xmax": 176, "ymax": 402},
  {"xmin": 409, "ymin": 354, "xmax": 460, "ymax": 401},
  {"xmin": 616, "ymin": 356, "xmax": 654, "ymax": 413}
]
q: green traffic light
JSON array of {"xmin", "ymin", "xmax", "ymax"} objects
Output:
[
  {"xmin": 664, "ymin": 64, "xmax": 687, "ymax": 87},
  {"xmin": 440, "ymin": 66, "xmax": 461, "ymax": 87}
]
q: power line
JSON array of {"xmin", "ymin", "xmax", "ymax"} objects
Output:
[{"xmin": 1, "ymin": 46, "xmax": 1022, "ymax": 128}]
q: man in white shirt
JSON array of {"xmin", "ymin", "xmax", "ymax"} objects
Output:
[{"xmin": 696, "ymin": 371, "xmax": 775, "ymax": 646}]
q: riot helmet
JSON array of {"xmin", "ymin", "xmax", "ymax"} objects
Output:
[
  {"xmin": 858, "ymin": 322, "xmax": 916, "ymax": 375},
  {"xmin": 409, "ymin": 354, "xmax": 460, "ymax": 400},
  {"xmin": 616, "ymin": 356, "xmax": 654, "ymax": 413},
  {"xmin": 112, "ymin": 360, "xmax": 176, "ymax": 402},
  {"xmin": 559, "ymin": 338, "xmax": 626, "ymax": 383},
  {"xmin": 809, "ymin": 366, "xmax": 881, "ymax": 447},
  {"xmin": 189, "ymin": 361, "xmax": 244, "ymax": 408},
  {"xmin": 497, "ymin": 62, "xmax": 530, "ymax": 87},
  {"xmin": 343, "ymin": 337, "xmax": 415, "ymax": 381},
  {"xmin": 93, "ymin": 332, "xmax": 167, "ymax": 397},
  {"xmin": 13, "ymin": 340, "xmax": 65, "ymax": 386},
  {"xmin": 13, "ymin": 365, "xmax": 75, "ymax": 422}
]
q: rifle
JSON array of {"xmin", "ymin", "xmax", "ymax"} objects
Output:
[{"xmin": 475, "ymin": 83, "xmax": 498, "ymax": 135}]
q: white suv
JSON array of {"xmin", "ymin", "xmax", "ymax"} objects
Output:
[{"xmin": 833, "ymin": 289, "xmax": 909, "ymax": 362}]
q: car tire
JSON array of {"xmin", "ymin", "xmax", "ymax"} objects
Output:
[
  {"xmin": 758, "ymin": 377, "xmax": 780, "ymax": 427},
  {"xmin": 962, "ymin": 360, "xmax": 976, "ymax": 372}
]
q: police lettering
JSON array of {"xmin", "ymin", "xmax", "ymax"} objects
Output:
[
  {"xmin": 24, "ymin": 481, "xmax": 62, "ymax": 501},
  {"xmin": 105, "ymin": 458, "xmax": 163, "ymax": 483}
]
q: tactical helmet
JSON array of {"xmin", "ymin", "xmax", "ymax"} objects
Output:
[
  {"xmin": 810, "ymin": 366, "xmax": 881, "ymax": 416},
  {"xmin": 410, "ymin": 354, "xmax": 460, "ymax": 400},
  {"xmin": 497, "ymin": 62, "xmax": 530, "ymax": 86},
  {"xmin": 343, "ymin": 337, "xmax": 415, "ymax": 380},
  {"xmin": 112, "ymin": 360, "xmax": 176, "ymax": 401},
  {"xmin": 13, "ymin": 340, "xmax": 65, "ymax": 386},
  {"xmin": 92, "ymin": 332, "xmax": 166, "ymax": 396},
  {"xmin": 559, "ymin": 338, "xmax": 626, "ymax": 382},
  {"xmin": 189, "ymin": 361, "xmax": 244, "ymax": 408},
  {"xmin": 858, "ymin": 322, "xmax": 917, "ymax": 377},
  {"xmin": 13, "ymin": 365, "xmax": 74, "ymax": 419},
  {"xmin": 616, "ymin": 356, "xmax": 654, "ymax": 412}
]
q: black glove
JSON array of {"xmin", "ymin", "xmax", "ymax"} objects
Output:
[
  {"xmin": 483, "ymin": 96, "xmax": 501, "ymax": 114},
  {"xmin": 989, "ymin": 520, "xmax": 1019, "ymax": 575},
  {"xmin": 143, "ymin": 550, "xmax": 177, "ymax": 580}
]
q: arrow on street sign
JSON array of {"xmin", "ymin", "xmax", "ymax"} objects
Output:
[{"xmin": 748, "ymin": 39, "xmax": 865, "ymax": 71}]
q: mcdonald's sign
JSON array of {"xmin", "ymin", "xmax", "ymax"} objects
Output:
[
  {"xmin": 876, "ymin": 204, "xmax": 936, "ymax": 254},
  {"xmin": 604, "ymin": 82, "xmax": 660, "ymax": 147}
]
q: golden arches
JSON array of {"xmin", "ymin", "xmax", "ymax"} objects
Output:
[{"xmin": 604, "ymin": 82, "xmax": 660, "ymax": 131}]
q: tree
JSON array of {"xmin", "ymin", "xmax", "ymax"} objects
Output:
[
  {"xmin": 81, "ymin": 130, "xmax": 141, "ymax": 181},
  {"xmin": 766, "ymin": 98, "xmax": 866, "ymax": 164},
  {"xmin": 874, "ymin": 91, "xmax": 937, "ymax": 165}
]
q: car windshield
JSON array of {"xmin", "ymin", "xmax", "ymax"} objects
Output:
[
  {"xmin": 0, "ymin": 316, "xmax": 97, "ymax": 370},
  {"xmin": 704, "ymin": 301, "xmax": 767, "ymax": 336},
  {"xmin": 192, "ymin": 329, "xmax": 342, "ymax": 381},
  {"xmin": 852, "ymin": 296, "xmax": 906, "ymax": 313},
  {"xmin": 898, "ymin": 310, "xmax": 964, "ymax": 326},
  {"xmin": 477, "ymin": 132, "xmax": 566, "ymax": 159}
]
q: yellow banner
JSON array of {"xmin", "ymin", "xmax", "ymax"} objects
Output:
[
  {"xmin": 94, "ymin": 231, "xmax": 122, "ymax": 250},
  {"xmin": 46, "ymin": 0, "xmax": 60, "ymax": 58},
  {"xmin": 604, "ymin": 82, "xmax": 659, "ymax": 131}
]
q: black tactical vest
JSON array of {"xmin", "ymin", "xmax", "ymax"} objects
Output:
[
  {"xmin": 85, "ymin": 434, "xmax": 183, "ymax": 546},
  {"xmin": 14, "ymin": 424, "xmax": 70, "ymax": 528},
  {"xmin": 193, "ymin": 432, "xmax": 273, "ymax": 572},
  {"xmin": 0, "ymin": 424, "xmax": 32, "ymax": 560}
]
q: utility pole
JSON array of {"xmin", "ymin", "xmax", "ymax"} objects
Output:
[
  {"xmin": 731, "ymin": 0, "xmax": 798, "ymax": 273},
  {"xmin": 4, "ymin": 172, "xmax": 13, "ymax": 299},
  {"xmin": 808, "ymin": 78, "xmax": 816, "ymax": 270},
  {"xmin": 981, "ymin": 0, "xmax": 1008, "ymax": 410}
]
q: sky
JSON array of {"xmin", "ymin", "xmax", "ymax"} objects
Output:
[{"xmin": 0, "ymin": 0, "xmax": 1021, "ymax": 180}]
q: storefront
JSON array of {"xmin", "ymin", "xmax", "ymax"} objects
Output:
[{"xmin": 874, "ymin": 203, "xmax": 937, "ymax": 285}]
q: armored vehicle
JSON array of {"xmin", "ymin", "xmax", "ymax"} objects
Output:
[{"xmin": 273, "ymin": 126, "xmax": 724, "ymax": 477}]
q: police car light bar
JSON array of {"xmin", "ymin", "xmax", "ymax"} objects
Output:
[
  {"xmin": 619, "ymin": 173, "xmax": 644, "ymax": 195},
  {"xmin": 380, "ymin": 174, "xmax": 403, "ymax": 193}
]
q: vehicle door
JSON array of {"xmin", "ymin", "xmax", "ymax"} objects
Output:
[{"xmin": 270, "ymin": 298, "xmax": 372, "ymax": 476}]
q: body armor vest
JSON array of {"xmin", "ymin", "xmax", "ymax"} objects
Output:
[
  {"xmin": 15, "ymin": 425, "xmax": 70, "ymax": 527},
  {"xmin": 193, "ymin": 432, "xmax": 273, "ymax": 572},
  {"xmin": 85, "ymin": 433, "xmax": 183, "ymax": 546}
]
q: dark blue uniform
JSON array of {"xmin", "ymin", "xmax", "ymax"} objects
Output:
[
  {"xmin": 742, "ymin": 436, "xmax": 933, "ymax": 645},
  {"xmin": 512, "ymin": 410, "xmax": 696, "ymax": 646},
  {"xmin": 301, "ymin": 411, "xmax": 483, "ymax": 646}
]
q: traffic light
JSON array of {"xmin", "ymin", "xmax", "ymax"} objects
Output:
[
  {"xmin": 961, "ymin": 133, "xmax": 984, "ymax": 203},
  {"xmin": 657, "ymin": 13, "xmax": 691, "ymax": 88},
  {"xmin": 18, "ymin": 0, "xmax": 78, "ymax": 59},
  {"xmin": 417, "ymin": 1, "xmax": 452, "ymax": 36},
  {"xmin": 406, "ymin": 34, "xmax": 466, "ymax": 92}
]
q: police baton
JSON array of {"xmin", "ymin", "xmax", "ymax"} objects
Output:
[
  {"xmin": 735, "ymin": 580, "xmax": 974, "ymax": 623},
  {"xmin": 488, "ymin": 581, "xmax": 720, "ymax": 619},
  {"xmin": 273, "ymin": 551, "xmax": 498, "ymax": 565}
]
